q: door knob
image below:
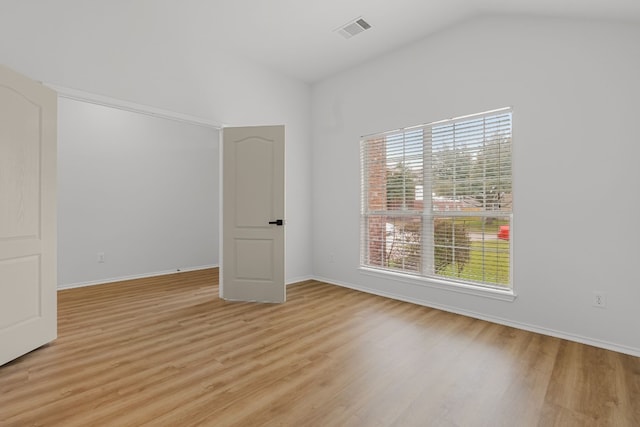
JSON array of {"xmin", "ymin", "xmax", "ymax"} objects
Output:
[{"xmin": 268, "ymin": 219, "xmax": 284, "ymax": 226}]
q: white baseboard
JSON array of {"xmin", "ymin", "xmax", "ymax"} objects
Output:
[
  {"xmin": 57, "ymin": 265, "xmax": 219, "ymax": 290},
  {"xmin": 286, "ymin": 275, "xmax": 314, "ymax": 286},
  {"xmin": 60, "ymin": 268, "xmax": 308, "ymax": 291},
  {"xmin": 312, "ymin": 275, "xmax": 640, "ymax": 358}
]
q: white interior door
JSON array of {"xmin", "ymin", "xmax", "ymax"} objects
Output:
[
  {"xmin": 0, "ymin": 65, "xmax": 57, "ymax": 366},
  {"xmin": 221, "ymin": 125, "xmax": 285, "ymax": 303}
]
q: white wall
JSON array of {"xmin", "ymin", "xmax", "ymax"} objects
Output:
[
  {"xmin": 0, "ymin": 5, "xmax": 313, "ymax": 286},
  {"xmin": 57, "ymin": 98, "xmax": 219, "ymax": 287},
  {"xmin": 311, "ymin": 16, "xmax": 640, "ymax": 355}
]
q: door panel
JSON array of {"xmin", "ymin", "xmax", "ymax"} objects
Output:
[
  {"xmin": 221, "ymin": 126, "xmax": 285, "ymax": 303},
  {"xmin": 0, "ymin": 86, "xmax": 41, "ymax": 240},
  {"xmin": 235, "ymin": 238, "xmax": 273, "ymax": 280},
  {"xmin": 0, "ymin": 256, "xmax": 40, "ymax": 328},
  {"xmin": 235, "ymin": 138, "xmax": 274, "ymax": 227},
  {"xmin": 0, "ymin": 65, "xmax": 57, "ymax": 366}
]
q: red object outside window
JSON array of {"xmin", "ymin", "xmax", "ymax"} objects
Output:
[{"xmin": 498, "ymin": 225, "xmax": 510, "ymax": 240}]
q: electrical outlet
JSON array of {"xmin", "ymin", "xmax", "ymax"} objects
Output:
[
  {"xmin": 97, "ymin": 252, "xmax": 105, "ymax": 263},
  {"xmin": 593, "ymin": 292, "xmax": 607, "ymax": 308}
]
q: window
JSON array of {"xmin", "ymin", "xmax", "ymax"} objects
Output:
[{"xmin": 360, "ymin": 108, "xmax": 512, "ymax": 290}]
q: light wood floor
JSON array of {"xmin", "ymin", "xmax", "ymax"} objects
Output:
[{"xmin": 1, "ymin": 269, "xmax": 638, "ymax": 427}]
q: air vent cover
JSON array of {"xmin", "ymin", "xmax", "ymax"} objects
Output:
[{"xmin": 335, "ymin": 17, "xmax": 371, "ymax": 39}]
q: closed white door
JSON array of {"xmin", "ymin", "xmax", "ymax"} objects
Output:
[
  {"xmin": 0, "ymin": 65, "xmax": 57, "ymax": 366},
  {"xmin": 221, "ymin": 125, "xmax": 285, "ymax": 303}
]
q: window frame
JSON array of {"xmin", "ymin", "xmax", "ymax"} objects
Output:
[{"xmin": 360, "ymin": 108, "xmax": 515, "ymax": 300}]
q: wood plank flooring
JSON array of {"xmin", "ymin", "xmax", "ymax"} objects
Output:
[{"xmin": 1, "ymin": 268, "xmax": 639, "ymax": 426}]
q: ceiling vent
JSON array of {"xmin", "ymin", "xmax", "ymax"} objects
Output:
[{"xmin": 335, "ymin": 17, "xmax": 371, "ymax": 39}]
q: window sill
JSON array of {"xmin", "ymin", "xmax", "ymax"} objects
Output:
[{"xmin": 359, "ymin": 267, "xmax": 517, "ymax": 302}]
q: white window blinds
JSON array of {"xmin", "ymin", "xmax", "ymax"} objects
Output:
[{"xmin": 360, "ymin": 108, "xmax": 512, "ymax": 289}]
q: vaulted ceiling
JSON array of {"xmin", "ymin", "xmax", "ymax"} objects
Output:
[{"xmin": 2, "ymin": 0, "xmax": 639, "ymax": 83}]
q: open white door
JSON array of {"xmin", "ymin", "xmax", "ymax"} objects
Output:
[
  {"xmin": 221, "ymin": 125, "xmax": 285, "ymax": 303},
  {"xmin": 0, "ymin": 65, "xmax": 57, "ymax": 366}
]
